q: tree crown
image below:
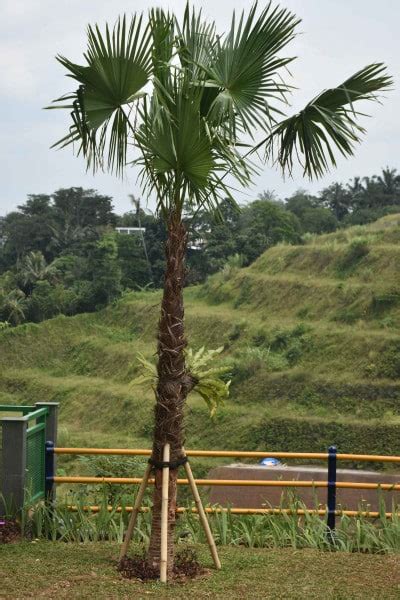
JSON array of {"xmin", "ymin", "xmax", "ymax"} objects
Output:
[{"xmin": 48, "ymin": 2, "xmax": 392, "ymax": 220}]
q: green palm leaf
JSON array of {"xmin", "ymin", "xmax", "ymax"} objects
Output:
[
  {"xmin": 265, "ymin": 63, "xmax": 393, "ymax": 179},
  {"xmin": 48, "ymin": 15, "xmax": 152, "ymax": 174},
  {"xmin": 48, "ymin": 4, "xmax": 392, "ymax": 205},
  {"xmin": 198, "ymin": 1, "xmax": 300, "ymax": 135}
]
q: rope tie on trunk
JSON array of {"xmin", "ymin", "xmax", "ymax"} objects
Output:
[{"xmin": 148, "ymin": 456, "xmax": 188, "ymax": 470}]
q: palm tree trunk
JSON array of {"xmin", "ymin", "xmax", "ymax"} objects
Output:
[{"xmin": 147, "ymin": 213, "xmax": 196, "ymax": 573}]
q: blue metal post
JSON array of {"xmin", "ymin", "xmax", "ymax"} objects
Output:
[
  {"xmin": 327, "ymin": 445, "xmax": 337, "ymax": 538},
  {"xmin": 45, "ymin": 441, "xmax": 55, "ymax": 503}
]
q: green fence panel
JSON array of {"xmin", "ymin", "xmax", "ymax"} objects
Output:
[
  {"xmin": 1, "ymin": 404, "xmax": 52, "ymax": 512},
  {"xmin": 0, "ymin": 405, "xmax": 35, "ymax": 414},
  {"xmin": 26, "ymin": 421, "xmax": 46, "ymax": 502}
]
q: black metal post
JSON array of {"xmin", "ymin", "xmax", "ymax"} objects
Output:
[
  {"xmin": 45, "ymin": 441, "xmax": 55, "ymax": 503},
  {"xmin": 327, "ymin": 445, "xmax": 337, "ymax": 540}
]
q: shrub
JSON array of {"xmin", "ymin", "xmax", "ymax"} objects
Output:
[
  {"xmin": 368, "ymin": 341, "xmax": 400, "ymax": 379},
  {"xmin": 227, "ymin": 320, "xmax": 248, "ymax": 342},
  {"xmin": 78, "ymin": 455, "xmax": 148, "ymax": 502},
  {"xmin": 255, "ymin": 416, "xmax": 400, "ymax": 468},
  {"xmin": 231, "ymin": 346, "xmax": 289, "ymax": 384},
  {"xmin": 370, "ymin": 289, "xmax": 400, "ymax": 315},
  {"xmin": 252, "ymin": 332, "xmax": 269, "ymax": 347},
  {"xmin": 336, "ymin": 237, "xmax": 370, "ymax": 276},
  {"xmin": 268, "ymin": 324, "xmax": 313, "ymax": 365},
  {"xmin": 296, "ymin": 305, "xmax": 312, "ymax": 319},
  {"xmin": 220, "ymin": 254, "xmax": 244, "ymax": 281}
]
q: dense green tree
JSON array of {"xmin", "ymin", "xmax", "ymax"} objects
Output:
[
  {"xmin": 114, "ymin": 233, "xmax": 151, "ymax": 289},
  {"xmin": 187, "ymin": 199, "xmax": 241, "ymax": 277},
  {"xmin": 301, "ymin": 207, "xmax": 338, "ymax": 233},
  {"xmin": 285, "ymin": 189, "xmax": 317, "ymax": 216},
  {"xmin": 238, "ymin": 199, "xmax": 301, "ymax": 262},
  {"xmin": 83, "ymin": 236, "xmax": 122, "ymax": 308},
  {"xmin": 52, "ymin": 187, "xmax": 116, "ymax": 229},
  {"xmin": 319, "ymin": 183, "xmax": 351, "ymax": 221},
  {"xmin": 26, "ymin": 280, "xmax": 77, "ymax": 322},
  {"xmin": 0, "ymin": 188, "xmax": 117, "ymax": 274},
  {"xmin": 285, "ymin": 190, "xmax": 334, "ymax": 233},
  {"xmin": 2, "ymin": 195, "xmax": 54, "ymax": 265}
]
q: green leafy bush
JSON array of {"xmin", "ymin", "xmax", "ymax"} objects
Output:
[
  {"xmin": 367, "ymin": 341, "xmax": 400, "ymax": 379},
  {"xmin": 336, "ymin": 237, "xmax": 370, "ymax": 276},
  {"xmin": 370, "ymin": 289, "xmax": 400, "ymax": 315}
]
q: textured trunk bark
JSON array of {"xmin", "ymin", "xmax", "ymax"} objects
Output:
[{"xmin": 147, "ymin": 213, "xmax": 195, "ymax": 574}]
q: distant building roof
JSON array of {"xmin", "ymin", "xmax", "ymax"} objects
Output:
[{"xmin": 115, "ymin": 227, "xmax": 146, "ymax": 234}]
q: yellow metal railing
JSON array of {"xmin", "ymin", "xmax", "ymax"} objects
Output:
[
  {"xmin": 53, "ymin": 475, "xmax": 400, "ymax": 491},
  {"xmin": 67, "ymin": 506, "xmax": 395, "ymax": 519},
  {"xmin": 49, "ymin": 446, "xmax": 400, "ymax": 520},
  {"xmin": 53, "ymin": 447, "xmax": 400, "ymax": 462}
]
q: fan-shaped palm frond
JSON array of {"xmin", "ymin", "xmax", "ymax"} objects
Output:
[
  {"xmin": 265, "ymin": 63, "xmax": 393, "ymax": 179},
  {"xmin": 48, "ymin": 15, "xmax": 152, "ymax": 174},
  {"xmin": 134, "ymin": 79, "xmax": 254, "ymax": 217},
  {"xmin": 196, "ymin": 2, "xmax": 299, "ymax": 136},
  {"xmin": 49, "ymin": 5, "xmax": 392, "ymax": 200}
]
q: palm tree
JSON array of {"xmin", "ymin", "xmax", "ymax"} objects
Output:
[
  {"xmin": 49, "ymin": 220, "xmax": 90, "ymax": 252},
  {"xmin": 19, "ymin": 251, "xmax": 58, "ymax": 287},
  {"xmin": 362, "ymin": 175, "xmax": 384, "ymax": 209},
  {"xmin": 319, "ymin": 182, "xmax": 351, "ymax": 221},
  {"xmin": 48, "ymin": 3, "xmax": 391, "ymax": 572},
  {"xmin": 1, "ymin": 289, "xmax": 26, "ymax": 325},
  {"xmin": 375, "ymin": 167, "xmax": 400, "ymax": 197}
]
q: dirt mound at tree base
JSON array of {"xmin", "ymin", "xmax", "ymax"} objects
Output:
[
  {"xmin": 118, "ymin": 547, "xmax": 206, "ymax": 582},
  {"xmin": 0, "ymin": 519, "xmax": 20, "ymax": 543}
]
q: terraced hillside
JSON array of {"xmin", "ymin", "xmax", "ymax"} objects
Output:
[{"xmin": 1, "ymin": 214, "xmax": 400, "ymax": 466}]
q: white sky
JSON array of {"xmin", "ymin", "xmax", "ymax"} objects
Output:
[{"xmin": 1, "ymin": 0, "xmax": 399, "ymax": 216}]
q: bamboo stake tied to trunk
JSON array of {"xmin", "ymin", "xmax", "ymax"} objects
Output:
[
  {"xmin": 182, "ymin": 447, "xmax": 221, "ymax": 570},
  {"xmin": 160, "ymin": 443, "xmax": 170, "ymax": 583},
  {"xmin": 119, "ymin": 443, "xmax": 221, "ymax": 581},
  {"xmin": 119, "ymin": 462, "xmax": 152, "ymax": 561}
]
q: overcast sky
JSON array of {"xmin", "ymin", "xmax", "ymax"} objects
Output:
[{"xmin": 1, "ymin": 0, "xmax": 399, "ymax": 216}]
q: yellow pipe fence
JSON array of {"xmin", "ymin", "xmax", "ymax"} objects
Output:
[
  {"xmin": 53, "ymin": 446, "xmax": 400, "ymax": 518},
  {"xmin": 54, "ymin": 447, "xmax": 400, "ymax": 463}
]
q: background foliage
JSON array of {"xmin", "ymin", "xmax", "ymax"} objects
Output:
[{"xmin": 1, "ymin": 166, "xmax": 400, "ymax": 326}]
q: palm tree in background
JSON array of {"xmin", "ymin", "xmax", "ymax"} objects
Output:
[
  {"xmin": 1, "ymin": 289, "xmax": 26, "ymax": 325},
  {"xmin": 19, "ymin": 251, "xmax": 58, "ymax": 287},
  {"xmin": 375, "ymin": 167, "xmax": 400, "ymax": 197},
  {"xmin": 49, "ymin": 220, "xmax": 90, "ymax": 252},
  {"xmin": 48, "ymin": 2, "xmax": 391, "ymax": 572}
]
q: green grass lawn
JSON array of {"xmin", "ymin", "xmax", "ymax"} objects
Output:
[{"xmin": 1, "ymin": 542, "xmax": 399, "ymax": 599}]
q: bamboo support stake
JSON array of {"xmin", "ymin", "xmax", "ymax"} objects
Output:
[
  {"xmin": 160, "ymin": 443, "xmax": 170, "ymax": 583},
  {"xmin": 119, "ymin": 462, "xmax": 152, "ymax": 561},
  {"xmin": 183, "ymin": 452, "xmax": 221, "ymax": 570}
]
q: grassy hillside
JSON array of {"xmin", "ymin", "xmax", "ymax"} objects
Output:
[{"xmin": 1, "ymin": 214, "xmax": 400, "ymax": 467}]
